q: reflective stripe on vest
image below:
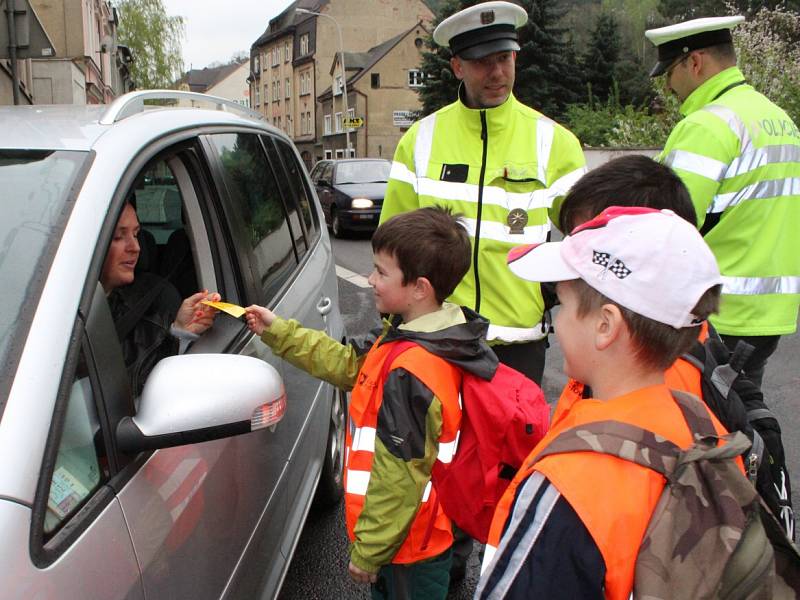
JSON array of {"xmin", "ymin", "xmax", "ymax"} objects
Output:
[
  {"xmin": 414, "ymin": 112, "xmax": 436, "ymax": 178},
  {"xmin": 487, "ymin": 322, "xmax": 548, "ymax": 343},
  {"xmin": 344, "ymin": 341, "xmax": 462, "ymax": 564},
  {"xmin": 711, "ymin": 176, "xmax": 800, "ymax": 214}
]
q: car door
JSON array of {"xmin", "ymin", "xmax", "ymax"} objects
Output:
[
  {"xmin": 11, "ymin": 311, "xmax": 144, "ymax": 600},
  {"xmin": 110, "ymin": 141, "xmax": 291, "ymax": 599}
]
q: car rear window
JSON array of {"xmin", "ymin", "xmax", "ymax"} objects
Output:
[
  {"xmin": 0, "ymin": 150, "xmax": 88, "ymax": 412},
  {"xmin": 334, "ymin": 160, "xmax": 391, "ymax": 184}
]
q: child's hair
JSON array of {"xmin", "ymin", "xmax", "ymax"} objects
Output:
[
  {"xmin": 569, "ymin": 279, "xmax": 722, "ymax": 371},
  {"xmin": 559, "ymin": 155, "xmax": 697, "ymax": 233},
  {"xmin": 372, "ymin": 206, "xmax": 471, "ymax": 304}
]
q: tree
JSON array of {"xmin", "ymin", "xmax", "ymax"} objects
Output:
[
  {"xmin": 658, "ymin": 0, "xmax": 800, "ymax": 20},
  {"xmin": 417, "ymin": 0, "xmax": 582, "ymax": 119},
  {"xmin": 515, "ymin": 0, "xmax": 583, "ymax": 120},
  {"xmin": 117, "ymin": 0, "xmax": 185, "ymax": 90},
  {"xmin": 581, "ymin": 12, "xmax": 621, "ymax": 103}
]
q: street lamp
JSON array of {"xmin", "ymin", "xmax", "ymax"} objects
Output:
[{"xmin": 296, "ymin": 8, "xmax": 351, "ymax": 156}]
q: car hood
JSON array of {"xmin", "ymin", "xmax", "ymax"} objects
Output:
[{"xmin": 333, "ymin": 182, "xmax": 387, "ymax": 201}]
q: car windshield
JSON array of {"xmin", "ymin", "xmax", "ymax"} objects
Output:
[
  {"xmin": 0, "ymin": 150, "xmax": 88, "ymax": 406},
  {"xmin": 334, "ymin": 161, "xmax": 391, "ymax": 184}
]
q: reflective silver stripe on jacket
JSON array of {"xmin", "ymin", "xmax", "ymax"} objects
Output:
[
  {"xmin": 663, "ymin": 149, "xmax": 728, "ymax": 182},
  {"xmin": 727, "ymin": 144, "xmax": 800, "ymax": 180},
  {"xmin": 711, "ymin": 177, "xmax": 800, "ymax": 214},
  {"xmin": 722, "ymin": 275, "xmax": 800, "ymax": 296},
  {"xmin": 414, "ymin": 112, "xmax": 437, "ymax": 178},
  {"xmin": 476, "ymin": 472, "xmax": 561, "ymax": 599},
  {"xmin": 702, "ymin": 104, "xmax": 754, "ymax": 155},
  {"xmin": 536, "ymin": 117, "xmax": 555, "ymax": 184},
  {"xmin": 487, "ymin": 322, "xmax": 549, "ymax": 343},
  {"xmin": 460, "ymin": 217, "xmax": 551, "ymax": 246}
]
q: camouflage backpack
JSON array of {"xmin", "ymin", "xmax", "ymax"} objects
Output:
[{"xmin": 535, "ymin": 391, "xmax": 800, "ymax": 599}]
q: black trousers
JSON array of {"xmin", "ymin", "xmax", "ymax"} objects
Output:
[
  {"xmin": 718, "ymin": 333, "xmax": 780, "ymax": 391},
  {"xmin": 491, "ymin": 338, "xmax": 548, "ymax": 386}
]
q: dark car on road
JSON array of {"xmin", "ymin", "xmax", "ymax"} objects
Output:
[{"xmin": 309, "ymin": 158, "xmax": 391, "ymax": 237}]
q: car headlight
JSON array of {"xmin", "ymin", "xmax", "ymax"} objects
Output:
[{"xmin": 351, "ymin": 198, "xmax": 373, "ymax": 209}]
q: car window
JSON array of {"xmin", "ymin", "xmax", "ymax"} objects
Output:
[
  {"xmin": 321, "ymin": 163, "xmax": 334, "ymax": 184},
  {"xmin": 309, "ymin": 163, "xmax": 324, "ymax": 183},
  {"xmin": 208, "ymin": 133, "xmax": 297, "ymax": 302},
  {"xmin": 0, "ymin": 150, "xmax": 88, "ymax": 414},
  {"xmin": 334, "ymin": 160, "xmax": 391, "ymax": 184},
  {"xmin": 134, "ymin": 161, "xmax": 183, "ymax": 244},
  {"xmin": 278, "ymin": 139, "xmax": 318, "ymax": 242},
  {"xmin": 44, "ymin": 342, "xmax": 109, "ymax": 537}
]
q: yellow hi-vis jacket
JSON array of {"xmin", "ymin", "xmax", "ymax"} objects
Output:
[
  {"xmin": 660, "ymin": 66, "xmax": 800, "ymax": 336},
  {"xmin": 380, "ymin": 93, "xmax": 586, "ymax": 344}
]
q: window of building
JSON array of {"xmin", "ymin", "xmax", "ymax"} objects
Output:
[
  {"xmin": 285, "ymin": 40, "xmax": 291, "ymax": 62},
  {"xmin": 324, "ymin": 149, "xmax": 333, "ymax": 160},
  {"xmin": 347, "ymin": 108, "xmax": 355, "ymax": 121},
  {"xmin": 334, "ymin": 75, "xmax": 342, "ymax": 96},
  {"xmin": 285, "ymin": 78, "xmax": 291, "ymax": 99},
  {"xmin": 408, "ymin": 69, "xmax": 424, "ymax": 87},
  {"xmin": 300, "ymin": 113, "xmax": 306, "ymax": 135},
  {"xmin": 306, "ymin": 111, "xmax": 312, "ymax": 134},
  {"xmin": 300, "ymin": 33, "xmax": 309, "ymax": 56},
  {"xmin": 371, "ymin": 73, "xmax": 380, "ymax": 88},
  {"xmin": 277, "ymin": 116, "xmax": 282, "ymax": 130},
  {"xmin": 324, "ymin": 114, "xmax": 331, "ymax": 135},
  {"xmin": 254, "ymin": 54, "xmax": 260, "ymax": 72},
  {"xmin": 255, "ymin": 85, "xmax": 260, "ymax": 107},
  {"xmin": 287, "ymin": 115, "xmax": 293, "ymax": 137},
  {"xmin": 261, "ymin": 51, "xmax": 267, "ymax": 71},
  {"xmin": 264, "ymin": 83, "xmax": 269, "ymax": 103},
  {"xmin": 335, "ymin": 149, "xmax": 344, "ymax": 158},
  {"xmin": 335, "ymin": 112, "xmax": 342, "ymax": 133}
]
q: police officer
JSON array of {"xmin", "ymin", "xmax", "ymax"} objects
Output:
[
  {"xmin": 380, "ymin": 1, "xmax": 586, "ymax": 387},
  {"xmin": 646, "ymin": 16, "xmax": 800, "ymax": 390}
]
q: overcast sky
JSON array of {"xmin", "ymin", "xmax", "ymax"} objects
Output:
[{"xmin": 161, "ymin": 0, "xmax": 295, "ymax": 70}]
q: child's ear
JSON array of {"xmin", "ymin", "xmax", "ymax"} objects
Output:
[
  {"xmin": 413, "ymin": 276, "xmax": 435, "ymax": 301},
  {"xmin": 595, "ymin": 303, "xmax": 625, "ymax": 350}
]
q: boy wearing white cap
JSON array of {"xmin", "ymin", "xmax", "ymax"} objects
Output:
[
  {"xmin": 645, "ymin": 16, "xmax": 800, "ymax": 391},
  {"xmin": 475, "ymin": 207, "xmax": 731, "ymax": 599},
  {"xmin": 380, "ymin": 1, "xmax": 586, "ymax": 388}
]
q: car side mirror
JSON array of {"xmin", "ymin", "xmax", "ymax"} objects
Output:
[{"xmin": 116, "ymin": 354, "xmax": 286, "ymax": 453}]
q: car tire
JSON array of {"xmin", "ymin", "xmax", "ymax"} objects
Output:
[
  {"xmin": 314, "ymin": 387, "xmax": 346, "ymax": 507},
  {"xmin": 331, "ymin": 207, "xmax": 346, "ymax": 239}
]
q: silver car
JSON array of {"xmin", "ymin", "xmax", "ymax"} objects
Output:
[{"xmin": 0, "ymin": 91, "xmax": 347, "ymax": 599}]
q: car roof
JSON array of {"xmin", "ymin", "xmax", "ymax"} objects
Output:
[{"xmin": 0, "ymin": 91, "xmax": 277, "ymax": 152}]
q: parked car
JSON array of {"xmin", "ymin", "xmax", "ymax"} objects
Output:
[
  {"xmin": 0, "ymin": 91, "xmax": 347, "ymax": 599},
  {"xmin": 309, "ymin": 158, "xmax": 391, "ymax": 237}
]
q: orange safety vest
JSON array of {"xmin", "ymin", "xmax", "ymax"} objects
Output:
[
  {"xmin": 345, "ymin": 340, "xmax": 462, "ymax": 564},
  {"xmin": 484, "ymin": 384, "xmax": 732, "ymax": 600}
]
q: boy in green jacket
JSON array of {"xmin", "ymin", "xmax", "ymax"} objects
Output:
[{"xmin": 245, "ymin": 207, "xmax": 497, "ymax": 599}]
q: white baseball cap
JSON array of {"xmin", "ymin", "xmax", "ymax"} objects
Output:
[
  {"xmin": 507, "ymin": 207, "xmax": 722, "ymax": 329},
  {"xmin": 645, "ymin": 15, "xmax": 744, "ymax": 77},
  {"xmin": 433, "ymin": 1, "xmax": 528, "ymax": 60}
]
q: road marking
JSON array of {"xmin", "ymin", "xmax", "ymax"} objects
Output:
[{"xmin": 336, "ymin": 265, "xmax": 371, "ymax": 288}]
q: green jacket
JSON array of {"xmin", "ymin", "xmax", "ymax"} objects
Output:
[
  {"xmin": 260, "ymin": 304, "xmax": 496, "ymax": 572},
  {"xmin": 660, "ymin": 67, "xmax": 800, "ymax": 336},
  {"xmin": 381, "ymin": 92, "xmax": 586, "ymax": 344}
]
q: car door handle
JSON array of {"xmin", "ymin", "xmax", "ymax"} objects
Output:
[{"xmin": 317, "ymin": 296, "xmax": 332, "ymax": 316}]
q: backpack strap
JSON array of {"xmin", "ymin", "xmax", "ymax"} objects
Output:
[
  {"xmin": 377, "ymin": 340, "xmax": 418, "ymax": 384},
  {"xmin": 530, "ymin": 419, "xmax": 752, "ymax": 480},
  {"xmin": 670, "ymin": 390, "xmax": 717, "ymax": 439}
]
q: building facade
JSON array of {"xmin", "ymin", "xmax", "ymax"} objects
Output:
[
  {"xmin": 249, "ymin": 0, "xmax": 433, "ymax": 168},
  {"xmin": 317, "ymin": 22, "xmax": 428, "ymax": 161},
  {"xmin": 29, "ymin": 0, "xmax": 132, "ymax": 104}
]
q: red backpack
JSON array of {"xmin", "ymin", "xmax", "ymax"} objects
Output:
[{"xmin": 380, "ymin": 340, "xmax": 550, "ymax": 543}]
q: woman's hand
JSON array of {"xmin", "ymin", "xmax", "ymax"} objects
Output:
[
  {"xmin": 244, "ymin": 305, "xmax": 276, "ymax": 336},
  {"xmin": 174, "ymin": 290, "xmax": 221, "ymax": 334}
]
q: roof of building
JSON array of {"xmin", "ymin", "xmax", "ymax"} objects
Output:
[
  {"xmin": 252, "ymin": 0, "xmax": 436, "ymax": 49},
  {"xmin": 177, "ymin": 60, "xmax": 247, "ymax": 94},
  {"xmin": 318, "ymin": 22, "xmax": 427, "ymax": 100}
]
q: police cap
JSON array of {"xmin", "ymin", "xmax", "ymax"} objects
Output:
[
  {"xmin": 645, "ymin": 15, "xmax": 744, "ymax": 77},
  {"xmin": 433, "ymin": 1, "xmax": 528, "ymax": 60}
]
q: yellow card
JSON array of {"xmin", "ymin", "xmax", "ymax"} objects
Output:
[{"xmin": 201, "ymin": 300, "xmax": 246, "ymax": 319}]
